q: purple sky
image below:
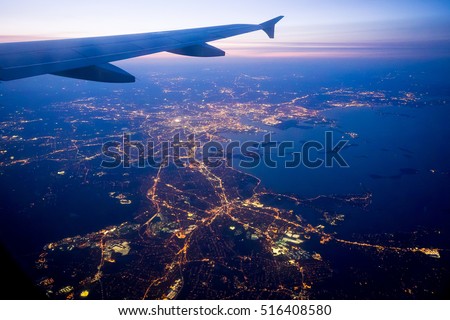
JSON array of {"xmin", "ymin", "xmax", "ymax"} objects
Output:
[{"xmin": 1, "ymin": 0, "xmax": 449, "ymax": 58}]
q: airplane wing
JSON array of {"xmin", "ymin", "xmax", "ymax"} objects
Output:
[{"xmin": 0, "ymin": 16, "xmax": 283, "ymax": 83}]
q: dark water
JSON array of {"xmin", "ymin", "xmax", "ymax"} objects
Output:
[{"xmin": 229, "ymin": 104, "xmax": 450, "ymax": 238}]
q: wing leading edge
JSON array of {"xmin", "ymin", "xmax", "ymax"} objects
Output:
[{"xmin": 0, "ymin": 16, "xmax": 284, "ymax": 83}]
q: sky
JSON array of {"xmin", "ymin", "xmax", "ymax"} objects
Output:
[{"xmin": 1, "ymin": 0, "xmax": 450, "ymax": 58}]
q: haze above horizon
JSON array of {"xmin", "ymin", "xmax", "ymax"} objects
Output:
[{"xmin": 1, "ymin": 0, "xmax": 449, "ymax": 58}]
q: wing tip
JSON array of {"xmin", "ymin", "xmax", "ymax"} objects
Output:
[{"xmin": 260, "ymin": 16, "xmax": 284, "ymax": 39}]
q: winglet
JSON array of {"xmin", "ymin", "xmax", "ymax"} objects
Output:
[{"xmin": 259, "ymin": 16, "xmax": 284, "ymax": 39}]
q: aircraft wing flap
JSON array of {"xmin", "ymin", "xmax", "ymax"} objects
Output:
[
  {"xmin": 73, "ymin": 42, "xmax": 144, "ymax": 58},
  {"xmin": 0, "ymin": 49, "xmax": 86, "ymax": 68},
  {"xmin": 130, "ymin": 38, "xmax": 182, "ymax": 51}
]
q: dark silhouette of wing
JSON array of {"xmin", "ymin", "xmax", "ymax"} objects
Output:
[{"xmin": 0, "ymin": 16, "xmax": 283, "ymax": 83}]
